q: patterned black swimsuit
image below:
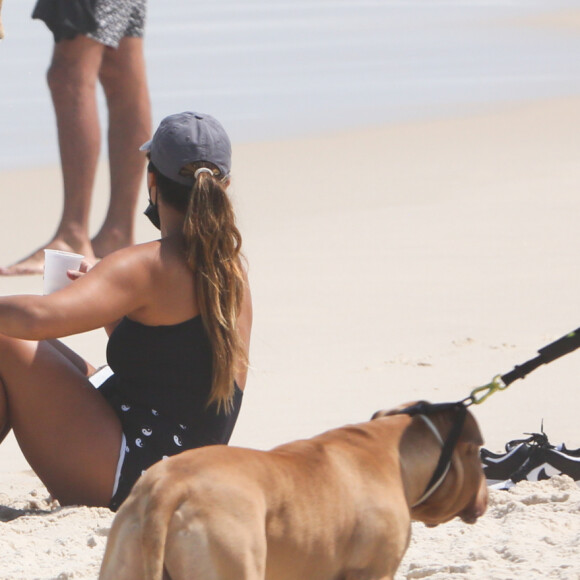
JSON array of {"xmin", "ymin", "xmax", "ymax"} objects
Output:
[{"xmin": 98, "ymin": 315, "xmax": 243, "ymax": 511}]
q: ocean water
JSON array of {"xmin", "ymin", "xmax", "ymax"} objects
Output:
[{"xmin": 0, "ymin": 0, "xmax": 580, "ymax": 170}]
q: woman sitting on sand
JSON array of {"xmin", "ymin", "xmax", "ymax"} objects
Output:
[{"xmin": 0, "ymin": 112, "xmax": 252, "ymax": 511}]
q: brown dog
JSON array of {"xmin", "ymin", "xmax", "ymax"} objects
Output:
[{"xmin": 99, "ymin": 402, "xmax": 487, "ymax": 580}]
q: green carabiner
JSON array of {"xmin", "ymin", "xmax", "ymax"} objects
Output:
[{"xmin": 466, "ymin": 375, "xmax": 508, "ymax": 405}]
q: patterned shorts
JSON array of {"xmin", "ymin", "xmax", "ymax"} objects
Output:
[
  {"xmin": 91, "ymin": 369, "xmax": 243, "ymax": 512},
  {"xmin": 106, "ymin": 399, "xmax": 195, "ymax": 511},
  {"xmin": 87, "ymin": 0, "xmax": 147, "ymax": 48}
]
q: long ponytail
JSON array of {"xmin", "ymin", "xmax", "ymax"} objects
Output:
[{"xmin": 181, "ymin": 163, "xmax": 247, "ymax": 413}]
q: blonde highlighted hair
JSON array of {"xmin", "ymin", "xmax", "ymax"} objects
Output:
[{"xmin": 153, "ymin": 160, "xmax": 247, "ymax": 413}]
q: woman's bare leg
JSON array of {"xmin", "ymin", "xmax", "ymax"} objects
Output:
[{"xmin": 0, "ymin": 334, "xmax": 122, "ymax": 507}]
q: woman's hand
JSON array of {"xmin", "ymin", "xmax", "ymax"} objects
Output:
[{"xmin": 66, "ymin": 259, "xmax": 94, "ymax": 282}]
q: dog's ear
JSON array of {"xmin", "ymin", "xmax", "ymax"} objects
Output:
[
  {"xmin": 431, "ymin": 406, "xmax": 484, "ymax": 447},
  {"xmin": 459, "ymin": 410, "xmax": 485, "ymax": 446},
  {"xmin": 370, "ymin": 401, "xmax": 428, "ymax": 421}
]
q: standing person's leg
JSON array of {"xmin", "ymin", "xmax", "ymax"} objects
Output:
[
  {"xmin": 92, "ymin": 36, "xmax": 151, "ymax": 258},
  {"xmin": 0, "ymin": 335, "xmax": 122, "ymax": 507},
  {"xmin": 0, "ymin": 36, "xmax": 105, "ymax": 276}
]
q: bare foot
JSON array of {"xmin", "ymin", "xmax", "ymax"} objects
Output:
[
  {"xmin": 0, "ymin": 239, "xmax": 96, "ymax": 276},
  {"xmin": 91, "ymin": 229, "xmax": 134, "ymax": 259}
]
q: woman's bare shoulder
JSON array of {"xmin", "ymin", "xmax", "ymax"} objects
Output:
[
  {"xmin": 101, "ymin": 239, "xmax": 161, "ymax": 263},
  {"xmin": 93, "ymin": 240, "xmax": 163, "ymax": 279}
]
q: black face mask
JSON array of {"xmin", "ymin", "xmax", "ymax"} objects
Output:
[{"xmin": 144, "ymin": 200, "xmax": 160, "ymax": 230}]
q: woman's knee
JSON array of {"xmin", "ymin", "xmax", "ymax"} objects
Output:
[
  {"xmin": 0, "ymin": 335, "xmax": 37, "ymax": 376},
  {"xmin": 0, "ymin": 332, "xmax": 24, "ymax": 356}
]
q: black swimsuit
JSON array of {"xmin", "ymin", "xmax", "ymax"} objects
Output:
[{"xmin": 98, "ymin": 315, "xmax": 243, "ymax": 511}]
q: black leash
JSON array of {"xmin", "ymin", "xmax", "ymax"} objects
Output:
[
  {"xmin": 501, "ymin": 327, "xmax": 580, "ymax": 386},
  {"xmin": 465, "ymin": 327, "xmax": 580, "ymax": 406},
  {"xmin": 400, "ymin": 401, "xmax": 468, "ymax": 506},
  {"xmin": 394, "ymin": 328, "xmax": 580, "ymax": 506}
]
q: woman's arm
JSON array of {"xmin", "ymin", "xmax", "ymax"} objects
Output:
[
  {"xmin": 0, "ymin": 244, "xmax": 155, "ymax": 341},
  {"xmin": 66, "ymin": 261, "xmax": 123, "ymax": 337}
]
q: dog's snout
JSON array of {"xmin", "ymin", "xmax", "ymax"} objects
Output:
[{"xmin": 459, "ymin": 506, "xmax": 483, "ymax": 525}]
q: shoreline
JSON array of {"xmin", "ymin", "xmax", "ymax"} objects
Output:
[{"xmin": 2, "ymin": 3, "xmax": 580, "ymax": 170}]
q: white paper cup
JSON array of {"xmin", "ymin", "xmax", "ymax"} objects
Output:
[{"xmin": 43, "ymin": 249, "xmax": 84, "ymax": 294}]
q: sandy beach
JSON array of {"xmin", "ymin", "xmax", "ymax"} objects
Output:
[{"xmin": 0, "ymin": 95, "xmax": 579, "ymax": 578}]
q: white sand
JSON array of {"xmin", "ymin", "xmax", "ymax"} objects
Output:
[
  {"xmin": 1, "ymin": 473, "xmax": 578, "ymax": 580},
  {"xmin": 1, "ymin": 96, "xmax": 580, "ymax": 578}
]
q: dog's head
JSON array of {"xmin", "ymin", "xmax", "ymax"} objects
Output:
[{"xmin": 372, "ymin": 401, "xmax": 488, "ymax": 527}]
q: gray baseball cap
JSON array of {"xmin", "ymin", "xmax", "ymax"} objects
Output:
[{"xmin": 140, "ymin": 112, "xmax": 231, "ymax": 186}]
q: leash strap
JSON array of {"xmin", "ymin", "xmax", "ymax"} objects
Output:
[
  {"xmin": 399, "ymin": 328, "xmax": 580, "ymax": 504},
  {"xmin": 500, "ymin": 327, "xmax": 580, "ymax": 386},
  {"xmin": 467, "ymin": 327, "xmax": 580, "ymax": 405},
  {"xmin": 403, "ymin": 402, "xmax": 468, "ymax": 506},
  {"xmin": 421, "ymin": 403, "xmax": 467, "ymax": 498}
]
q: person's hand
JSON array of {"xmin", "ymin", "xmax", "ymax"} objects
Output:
[{"xmin": 66, "ymin": 260, "xmax": 94, "ymax": 282}]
